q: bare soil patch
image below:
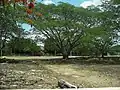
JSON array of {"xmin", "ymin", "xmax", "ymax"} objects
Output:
[{"xmin": 0, "ymin": 57, "xmax": 120, "ymax": 89}]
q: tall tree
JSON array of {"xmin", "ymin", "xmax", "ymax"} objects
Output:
[
  {"xmin": 0, "ymin": 6, "xmax": 19, "ymax": 56},
  {"xmin": 33, "ymin": 3, "xmax": 90, "ymax": 59}
]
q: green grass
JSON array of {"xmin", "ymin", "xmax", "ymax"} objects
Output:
[{"xmin": 0, "ymin": 56, "xmax": 120, "ymax": 89}]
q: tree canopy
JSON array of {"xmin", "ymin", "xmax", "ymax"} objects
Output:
[{"xmin": 0, "ymin": 0, "xmax": 120, "ymax": 59}]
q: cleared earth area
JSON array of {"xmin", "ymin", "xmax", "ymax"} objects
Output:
[{"xmin": 0, "ymin": 56, "xmax": 120, "ymax": 89}]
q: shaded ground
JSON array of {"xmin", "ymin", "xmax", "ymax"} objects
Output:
[{"xmin": 0, "ymin": 57, "xmax": 120, "ymax": 89}]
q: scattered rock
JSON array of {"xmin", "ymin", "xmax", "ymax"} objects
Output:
[{"xmin": 58, "ymin": 79, "xmax": 78, "ymax": 89}]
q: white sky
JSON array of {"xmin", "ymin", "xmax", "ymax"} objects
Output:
[
  {"xmin": 41, "ymin": 0, "xmax": 55, "ymax": 5},
  {"xmin": 80, "ymin": 0, "xmax": 102, "ymax": 8},
  {"xmin": 41, "ymin": 0, "xmax": 102, "ymax": 8}
]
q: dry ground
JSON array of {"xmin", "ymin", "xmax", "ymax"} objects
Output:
[{"xmin": 0, "ymin": 56, "xmax": 120, "ymax": 89}]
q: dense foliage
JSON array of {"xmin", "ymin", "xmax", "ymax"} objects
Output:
[
  {"xmin": 0, "ymin": 0, "xmax": 120, "ymax": 58},
  {"xmin": 7, "ymin": 37, "xmax": 41, "ymax": 55}
]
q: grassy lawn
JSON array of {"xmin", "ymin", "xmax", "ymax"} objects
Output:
[{"xmin": 0, "ymin": 56, "xmax": 120, "ymax": 89}]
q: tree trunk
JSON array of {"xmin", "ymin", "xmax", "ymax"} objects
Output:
[
  {"xmin": 70, "ymin": 51, "xmax": 72, "ymax": 56},
  {"xmin": 0, "ymin": 36, "xmax": 2, "ymax": 57},
  {"xmin": 54, "ymin": 50, "xmax": 56, "ymax": 56},
  {"xmin": 0, "ymin": 42, "xmax": 2, "ymax": 57},
  {"xmin": 63, "ymin": 54, "xmax": 68, "ymax": 59},
  {"xmin": 61, "ymin": 48, "xmax": 69, "ymax": 59},
  {"xmin": 0, "ymin": 49, "xmax": 2, "ymax": 57},
  {"xmin": 101, "ymin": 53, "xmax": 104, "ymax": 58}
]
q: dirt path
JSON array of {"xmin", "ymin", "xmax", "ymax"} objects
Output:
[{"xmin": 45, "ymin": 64, "xmax": 120, "ymax": 87}]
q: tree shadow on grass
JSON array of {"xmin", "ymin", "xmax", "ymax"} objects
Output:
[
  {"xmin": 0, "ymin": 57, "xmax": 120, "ymax": 65},
  {"xmin": 39, "ymin": 58, "xmax": 120, "ymax": 65},
  {"xmin": 0, "ymin": 58, "xmax": 35, "ymax": 65}
]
